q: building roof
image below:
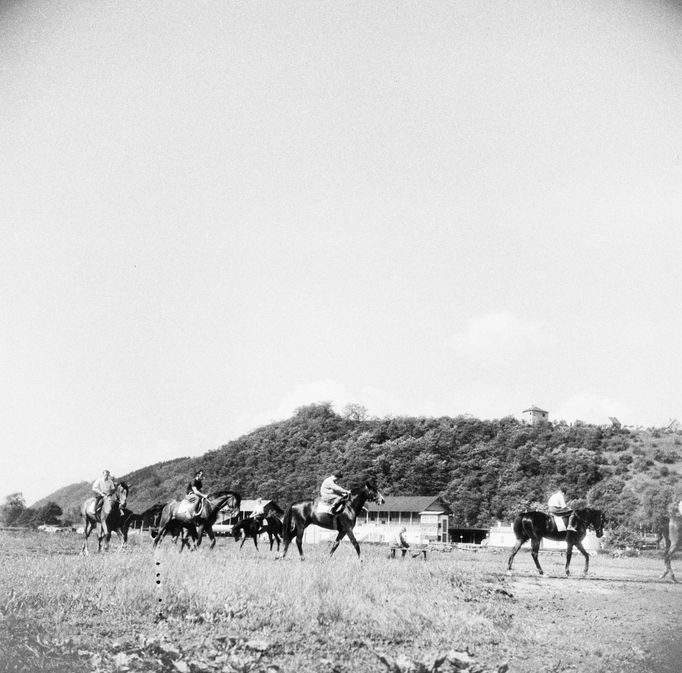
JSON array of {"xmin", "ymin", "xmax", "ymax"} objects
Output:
[
  {"xmin": 365, "ymin": 496, "xmax": 448, "ymax": 513},
  {"xmin": 523, "ymin": 405, "xmax": 548, "ymax": 413}
]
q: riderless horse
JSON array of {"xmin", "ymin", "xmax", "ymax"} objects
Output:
[
  {"xmin": 280, "ymin": 479, "xmax": 384, "ymax": 561},
  {"xmin": 152, "ymin": 490, "xmax": 241, "ymax": 552},
  {"xmin": 80, "ymin": 482, "xmax": 132, "ymax": 555},
  {"xmin": 233, "ymin": 501, "xmax": 284, "ymax": 552},
  {"xmin": 507, "ymin": 507, "xmax": 605, "ymax": 576}
]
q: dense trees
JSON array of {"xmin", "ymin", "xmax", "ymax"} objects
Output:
[
  {"xmin": 29, "ymin": 404, "xmax": 682, "ymax": 532},
  {"xmin": 0, "ymin": 494, "xmax": 62, "ymax": 527}
]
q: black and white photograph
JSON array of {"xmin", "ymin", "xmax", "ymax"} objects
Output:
[{"xmin": 1, "ymin": 2, "xmax": 681, "ymax": 672}]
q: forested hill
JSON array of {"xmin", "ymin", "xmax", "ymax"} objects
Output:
[{"xmin": 35, "ymin": 403, "xmax": 682, "ymax": 529}]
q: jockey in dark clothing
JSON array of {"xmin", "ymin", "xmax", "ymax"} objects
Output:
[{"xmin": 185, "ymin": 470, "xmax": 208, "ymax": 517}]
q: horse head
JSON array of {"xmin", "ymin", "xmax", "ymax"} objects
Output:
[
  {"xmin": 116, "ymin": 482, "xmax": 129, "ymax": 510},
  {"xmin": 592, "ymin": 509, "xmax": 605, "ymax": 538},
  {"xmin": 363, "ymin": 479, "xmax": 385, "ymax": 506}
]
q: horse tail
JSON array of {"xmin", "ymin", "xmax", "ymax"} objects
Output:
[
  {"xmin": 513, "ymin": 513, "xmax": 536, "ymax": 540},
  {"xmin": 512, "ymin": 515, "xmax": 525, "ymax": 540},
  {"xmin": 282, "ymin": 504, "xmax": 295, "ymax": 544}
]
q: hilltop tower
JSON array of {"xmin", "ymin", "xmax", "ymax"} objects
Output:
[{"xmin": 523, "ymin": 405, "xmax": 548, "ymax": 425}]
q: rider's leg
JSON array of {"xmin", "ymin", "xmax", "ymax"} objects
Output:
[{"xmin": 566, "ymin": 511, "xmax": 577, "ymax": 532}]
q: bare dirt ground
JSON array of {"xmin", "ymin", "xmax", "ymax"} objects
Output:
[{"xmin": 501, "ymin": 551, "xmax": 682, "ymax": 673}]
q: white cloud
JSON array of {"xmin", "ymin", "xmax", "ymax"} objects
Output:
[{"xmin": 450, "ymin": 311, "xmax": 550, "ymax": 365}]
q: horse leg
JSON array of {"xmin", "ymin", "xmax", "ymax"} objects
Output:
[
  {"xmin": 275, "ymin": 534, "xmax": 281, "ymax": 552},
  {"xmin": 153, "ymin": 524, "xmax": 169, "ymax": 549},
  {"xmin": 507, "ymin": 537, "xmax": 527, "ymax": 573},
  {"xmin": 81, "ymin": 520, "xmax": 92, "ymax": 555},
  {"xmin": 329, "ymin": 529, "xmax": 347, "ymax": 558},
  {"xmin": 573, "ymin": 539, "xmax": 591, "ymax": 576},
  {"xmin": 530, "ymin": 539, "xmax": 543, "ymax": 575},
  {"xmin": 295, "ymin": 523, "xmax": 305, "ymax": 561},
  {"xmin": 345, "ymin": 527, "xmax": 362, "ymax": 559},
  {"xmin": 279, "ymin": 532, "xmax": 290, "ymax": 559},
  {"xmin": 564, "ymin": 540, "xmax": 575, "ymax": 576},
  {"xmin": 662, "ymin": 540, "xmax": 678, "ymax": 582},
  {"xmin": 253, "ymin": 532, "xmax": 259, "ymax": 551}
]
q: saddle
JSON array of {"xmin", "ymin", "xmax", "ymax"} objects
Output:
[
  {"xmin": 316, "ymin": 500, "xmax": 335, "ymax": 516},
  {"xmin": 316, "ymin": 494, "xmax": 350, "ymax": 517},
  {"xmin": 178, "ymin": 496, "xmax": 208, "ymax": 518},
  {"xmin": 553, "ymin": 515, "xmax": 568, "ymax": 532}
]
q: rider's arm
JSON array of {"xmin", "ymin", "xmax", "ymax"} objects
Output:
[{"xmin": 192, "ymin": 486, "xmax": 207, "ymax": 498}]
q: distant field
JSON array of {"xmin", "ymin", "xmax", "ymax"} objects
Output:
[{"xmin": 1, "ymin": 530, "xmax": 681, "ymax": 673}]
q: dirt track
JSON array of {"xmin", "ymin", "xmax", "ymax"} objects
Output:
[{"xmin": 503, "ymin": 553, "xmax": 682, "ymax": 673}]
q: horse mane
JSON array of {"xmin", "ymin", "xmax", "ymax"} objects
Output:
[
  {"xmin": 117, "ymin": 481, "xmax": 130, "ymax": 492},
  {"xmin": 210, "ymin": 488, "xmax": 240, "ymax": 499},
  {"xmin": 210, "ymin": 490, "xmax": 242, "ymax": 513},
  {"xmin": 265, "ymin": 500, "xmax": 284, "ymax": 516}
]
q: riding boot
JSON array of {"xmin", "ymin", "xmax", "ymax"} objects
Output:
[{"xmin": 566, "ymin": 512, "xmax": 577, "ymax": 532}]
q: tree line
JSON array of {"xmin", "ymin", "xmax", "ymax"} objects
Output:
[{"xmin": 17, "ymin": 403, "xmax": 682, "ymax": 536}]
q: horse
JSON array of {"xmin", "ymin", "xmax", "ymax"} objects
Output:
[
  {"xmin": 233, "ymin": 510, "xmax": 283, "ymax": 552},
  {"xmin": 80, "ymin": 482, "xmax": 132, "ymax": 555},
  {"xmin": 152, "ymin": 490, "xmax": 241, "ymax": 552},
  {"xmin": 507, "ymin": 507, "xmax": 605, "ymax": 576},
  {"xmin": 280, "ymin": 480, "xmax": 385, "ymax": 561},
  {"xmin": 661, "ymin": 512, "xmax": 680, "ymax": 582}
]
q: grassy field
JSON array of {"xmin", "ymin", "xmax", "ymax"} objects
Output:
[{"xmin": 1, "ymin": 530, "xmax": 680, "ymax": 673}]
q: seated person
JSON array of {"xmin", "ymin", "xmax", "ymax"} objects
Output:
[
  {"xmin": 320, "ymin": 474, "xmax": 350, "ymax": 514},
  {"xmin": 548, "ymin": 487, "xmax": 577, "ymax": 532},
  {"xmin": 185, "ymin": 470, "xmax": 208, "ymax": 517}
]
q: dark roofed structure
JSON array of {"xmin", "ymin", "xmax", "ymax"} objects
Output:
[{"xmin": 365, "ymin": 496, "xmax": 447, "ymax": 513}]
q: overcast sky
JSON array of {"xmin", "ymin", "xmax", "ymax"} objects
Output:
[{"xmin": 1, "ymin": 1, "xmax": 681, "ymax": 505}]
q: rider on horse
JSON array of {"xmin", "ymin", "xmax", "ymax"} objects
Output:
[
  {"xmin": 92, "ymin": 469, "xmax": 116, "ymax": 517},
  {"xmin": 548, "ymin": 486, "xmax": 577, "ymax": 532},
  {"xmin": 251, "ymin": 497, "xmax": 267, "ymax": 525},
  {"xmin": 320, "ymin": 473, "xmax": 350, "ymax": 515},
  {"xmin": 185, "ymin": 469, "xmax": 209, "ymax": 517}
]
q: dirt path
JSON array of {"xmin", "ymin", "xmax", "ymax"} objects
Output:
[{"xmin": 504, "ymin": 565, "xmax": 682, "ymax": 672}]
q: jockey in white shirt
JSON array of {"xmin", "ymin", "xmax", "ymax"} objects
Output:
[
  {"xmin": 548, "ymin": 488, "xmax": 577, "ymax": 532},
  {"xmin": 320, "ymin": 474, "xmax": 350, "ymax": 514}
]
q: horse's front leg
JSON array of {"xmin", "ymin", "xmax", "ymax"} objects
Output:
[
  {"xmin": 572, "ymin": 539, "xmax": 591, "ymax": 576},
  {"xmin": 80, "ymin": 521, "xmax": 91, "ymax": 555},
  {"xmin": 329, "ymin": 529, "xmax": 347, "ymax": 557},
  {"xmin": 345, "ymin": 527, "xmax": 361, "ymax": 560}
]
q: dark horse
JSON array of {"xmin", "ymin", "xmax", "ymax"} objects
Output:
[
  {"xmin": 280, "ymin": 480, "xmax": 385, "ymax": 561},
  {"xmin": 507, "ymin": 507, "xmax": 605, "ymax": 576},
  {"xmin": 661, "ymin": 511, "xmax": 681, "ymax": 583},
  {"xmin": 233, "ymin": 515, "xmax": 283, "ymax": 551},
  {"xmin": 80, "ymin": 482, "xmax": 132, "ymax": 555},
  {"xmin": 153, "ymin": 490, "xmax": 241, "ymax": 552}
]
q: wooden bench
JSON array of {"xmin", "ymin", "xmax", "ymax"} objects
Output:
[{"xmin": 389, "ymin": 544, "xmax": 428, "ymax": 560}]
